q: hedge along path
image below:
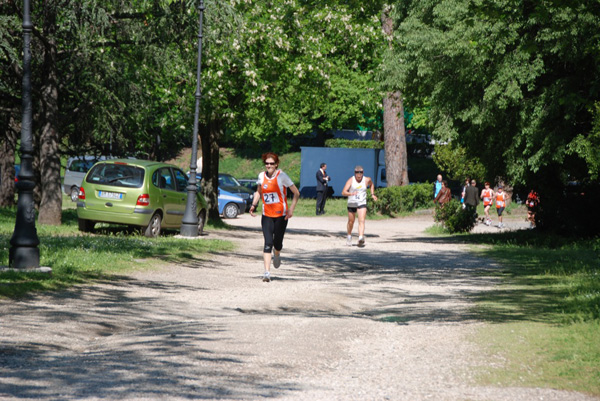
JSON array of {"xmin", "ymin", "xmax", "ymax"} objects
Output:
[{"xmin": 0, "ymin": 214, "xmax": 596, "ymax": 401}]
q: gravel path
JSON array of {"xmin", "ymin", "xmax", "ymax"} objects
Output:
[{"xmin": 0, "ymin": 213, "xmax": 597, "ymax": 401}]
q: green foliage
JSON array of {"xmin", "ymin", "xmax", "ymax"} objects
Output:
[
  {"xmin": 385, "ymin": 0, "xmax": 600, "ymax": 188},
  {"xmin": 433, "ymin": 143, "xmax": 487, "ymax": 182},
  {"xmin": 567, "ymin": 102, "xmax": 600, "ymax": 180},
  {"xmin": 2, "ymin": 0, "xmax": 386, "ymax": 161},
  {"xmin": 324, "ymin": 139, "xmax": 384, "ymax": 149},
  {"xmin": 433, "ymin": 198, "xmax": 477, "ymax": 233},
  {"xmin": 220, "ymin": 1, "xmax": 384, "ymax": 153},
  {"xmin": 369, "ymin": 183, "xmax": 433, "ymax": 215}
]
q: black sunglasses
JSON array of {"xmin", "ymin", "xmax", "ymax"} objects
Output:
[
  {"xmin": 355, "ymin": 171, "xmax": 364, "ymax": 174},
  {"xmin": 264, "ymin": 162, "xmax": 276, "ymax": 166}
]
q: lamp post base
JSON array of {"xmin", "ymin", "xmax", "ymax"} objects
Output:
[
  {"xmin": 0, "ymin": 265, "xmax": 52, "ymax": 274},
  {"xmin": 9, "ymin": 247, "xmax": 41, "ymax": 270},
  {"xmin": 180, "ymin": 223, "xmax": 199, "ymax": 237}
]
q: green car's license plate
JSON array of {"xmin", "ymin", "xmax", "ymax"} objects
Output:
[{"xmin": 98, "ymin": 191, "xmax": 123, "ymax": 200}]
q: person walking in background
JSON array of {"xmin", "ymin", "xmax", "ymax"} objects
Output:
[
  {"xmin": 433, "ymin": 174, "xmax": 443, "ymax": 199},
  {"xmin": 342, "ymin": 166, "xmax": 378, "ymax": 247},
  {"xmin": 460, "ymin": 178, "xmax": 470, "ymax": 209},
  {"xmin": 434, "ymin": 180, "xmax": 452, "ymax": 207},
  {"xmin": 495, "ymin": 185, "xmax": 507, "ymax": 228},
  {"xmin": 526, "ymin": 189, "xmax": 540, "ymax": 229},
  {"xmin": 249, "ymin": 152, "xmax": 300, "ymax": 282},
  {"xmin": 315, "ymin": 162, "xmax": 330, "ymax": 215},
  {"xmin": 464, "ymin": 179, "xmax": 479, "ymax": 212},
  {"xmin": 480, "ymin": 182, "xmax": 495, "ymax": 225}
]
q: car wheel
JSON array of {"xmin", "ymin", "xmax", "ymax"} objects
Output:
[
  {"xmin": 70, "ymin": 187, "xmax": 80, "ymax": 202},
  {"xmin": 78, "ymin": 218, "xmax": 95, "ymax": 232},
  {"xmin": 223, "ymin": 203, "xmax": 239, "ymax": 219},
  {"xmin": 144, "ymin": 213, "xmax": 162, "ymax": 238},
  {"xmin": 197, "ymin": 209, "xmax": 206, "ymax": 235}
]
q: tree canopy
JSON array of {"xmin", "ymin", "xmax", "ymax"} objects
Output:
[{"xmin": 385, "ymin": 0, "xmax": 600, "ymax": 187}]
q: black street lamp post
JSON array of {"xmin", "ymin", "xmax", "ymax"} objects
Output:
[
  {"xmin": 180, "ymin": 0, "xmax": 205, "ymax": 237},
  {"xmin": 9, "ymin": 0, "xmax": 40, "ymax": 269}
]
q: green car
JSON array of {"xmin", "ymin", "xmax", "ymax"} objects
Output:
[{"xmin": 76, "ymin": 159, "xmax": 207, "ymax": 237}]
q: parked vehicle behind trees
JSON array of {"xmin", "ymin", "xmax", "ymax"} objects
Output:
[{"xmin": 77, "ymin": 159, "xmax": 207, "ymax": 237}]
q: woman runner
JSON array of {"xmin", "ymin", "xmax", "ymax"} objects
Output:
[
  {"xmin": 480, "ymin": 182, "xmax": 495, "ymax": 225},
  {"xmin": 341, "ymin": 166, "xmax": 378, "ymax": 247},
  {"xmin": 249, "ymin": 152, "xmax": 300, "ymax": 282}
]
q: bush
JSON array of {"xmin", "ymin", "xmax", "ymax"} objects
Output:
[
  {"xmin": 434, "ymin": 199, "xmax": 477, "ymax": 233},
  {"xmin": 369, "ymin": 183, "xmax": 434, "ymax": 215},
  {"xmin": 324, "ymin": 139, "xmax": 384, "ymax": 149}
]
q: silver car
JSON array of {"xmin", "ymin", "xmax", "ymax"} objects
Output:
[{"xmin": 63, "ymin": 156, "xmax": 110, "ymax": 202}]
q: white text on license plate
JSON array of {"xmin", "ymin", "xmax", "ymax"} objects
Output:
[{"xmin": 98, "ymin": 191, "xmax": 123, "ymax": 200}]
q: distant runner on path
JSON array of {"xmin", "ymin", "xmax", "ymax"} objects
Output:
[
  {"xmin": 249, "ymin": 152, "xmax": 300, "ymax": 282},
  {"xmin": 341, "ymin": 165, "xmax": 378, "ymax": 247}
]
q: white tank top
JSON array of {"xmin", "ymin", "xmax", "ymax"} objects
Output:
[{"xmin": 347, "ymin": 176, "xmax": 368, "ymax": 208}]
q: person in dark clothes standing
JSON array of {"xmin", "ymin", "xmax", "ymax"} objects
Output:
[
  {"xmin": 316, "ymin": 162, "xmax": 330, "ymax": 215},
  {"xmin": 464, "ymin": 179, "xmax": 480, "ymax": 212}
]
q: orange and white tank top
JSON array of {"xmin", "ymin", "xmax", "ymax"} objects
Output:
[
  {"xmin": 258, "ymin": 170, "xmax": 294, "ymax": 217},
  {"xmin": 496, "ymin": 192, "xmax": 506, "ymax": 208},
  {"xmin": 482, "ymin": 189, "xmax": 493, "ymax": 206}
]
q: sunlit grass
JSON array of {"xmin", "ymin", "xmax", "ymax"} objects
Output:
[
  {"xmin": 0, "ymin": 208, "xmax": 233, "ymax": 298},
  {"xmin": 475, "ymin": 321, "xmax": 600, "ymax": 395},
  {"xmin": 459, "ymin": 229, "xmax": 600, "ymax": 395}
]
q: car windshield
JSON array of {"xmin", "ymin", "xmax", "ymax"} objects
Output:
[
  {"xmin": 69, "ymin": 159, "xmax": 97, "ymax": 173},
  {"xmin": 219, "ymin": 175, "xmax": 241, "ymax": 186},
  {"xmin": 86, "ymin": 163, "xmax": 145, "ymax": 188}
]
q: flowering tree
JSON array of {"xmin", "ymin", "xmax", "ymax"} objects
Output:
[{"xmin": 193, "ymin": 0, "xmax": 384, "ymax": 217}]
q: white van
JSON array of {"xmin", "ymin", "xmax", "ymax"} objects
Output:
[{"xmin": 63, "ymin": 156, "xmax": 110, "ymax": 201}]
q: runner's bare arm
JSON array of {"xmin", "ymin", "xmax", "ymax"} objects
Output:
[
  {"xmin": 341, "ymin": 177, "xmax": 355, "ymax": 197},
  {"xmin": 285, "ymin": 184, "xmax": 300, "ymax": 220},
  {"xmin": 249, "ymin": 185, "xmax": 263, "ymax": 217},
  {"xmin": 367, "ymin": 177, "xmax": 378, "ymax": 201}
]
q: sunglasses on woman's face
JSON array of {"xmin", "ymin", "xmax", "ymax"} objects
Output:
[
  {"xmin": 265, "ymin": 162, "xmax": 276, "ymax": 166},
  {"xmin": 355, "ymin": 171, "xmax": 364, "ymax": 174}
]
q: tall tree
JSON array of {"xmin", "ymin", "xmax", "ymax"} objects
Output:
[{"xmin": 381, "ymin": 4, "xmax": 408, "ymax": 186}]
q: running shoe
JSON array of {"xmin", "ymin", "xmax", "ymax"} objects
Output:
[
  {"xmin": 346, "ymin": 236, "xmax": 352, "ymax": 246},
  {"xmin": 262, "ymin": 271, "xmax": 271, "ymax": 282},
  {"xmin": 358, "ymin": 237, "xmax": 365, "ymax": 247},
  {"xmin": 273, "ymin": 252, "xmax": 281, "ymax": 269}
]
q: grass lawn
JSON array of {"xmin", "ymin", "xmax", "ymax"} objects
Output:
[
  {"xmin": 0, "ymin": 207, "xmax": 233, "ymax": 298},
  {"xmin": 459, "ymin": 230, "xmax": 600, "ymax": 395}
]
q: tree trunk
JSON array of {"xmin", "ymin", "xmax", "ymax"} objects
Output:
[
  {"xmin": 0, "ymin": 116, "xmax": 18, "ymax": 207},
  {"xmin": 199, "ymin": 119, "xmax": 222, "ymax": 222},
  {"xmin": 382, "ymin": 5, "xmax": 409, "ymax": 186},
  {"xmin": 37, "ymin": 3, "xmax": 62, "ymax": 225}
]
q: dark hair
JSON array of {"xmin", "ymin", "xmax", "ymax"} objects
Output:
[
  {"xmin": 320, "ymin": 163, "xmax": 326, "ymax": 168},
  {"xmin": 485, "ymin": 181, "xmax": 490, "ymax": 186},
  {"xmin": 261, "ymin": 152, "xmax": 279, "ymax": 165},
  {"xmin": 442, "ymin": 180, "xmax": 448, "ymax": 186}
]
